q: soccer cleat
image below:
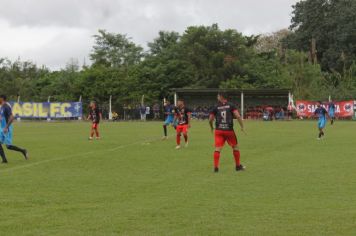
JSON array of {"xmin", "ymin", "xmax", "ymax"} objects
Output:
[
  {"xmin": 214, "ymin": 167, "xmax": 219, "ymax": 173},
  {"xmin": 236, "ymin": 165, "xmax": 246, "ymax": 171},
  {"xmin": 88, "ymin": 137, "xmax": 93, "ymax": 140},
  {"xmin": 23, "ymin": 149, "xmax": 29, "ymax": 160},
  {"xmin": 1, "ymin": 160, "xmax": 8, "ymax": 164},
  {"xmin": 175, "ymin": 145, "xmax": 181, "ymax": 150},
  {"xmin": 96, "ymin": 137, "xmax": 101, "ymax": 140},
  {"xmin": 162, "ymin": 136, "xmax": 168, "ymax": 140},
  {"xmin": 185, "ymin": 142, "xmax": 189, "ymax": 148}
]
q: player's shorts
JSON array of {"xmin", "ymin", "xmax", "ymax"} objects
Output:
[
  {"xmin": 176, "ymin": 124, "xmax": 188, "ymax": 134},
  {"xmin": 92, "ymin": 122, "xmax": 99, "ymax": 129},
  {"xmin": 318, "ymin": 118, "xmax": 326, "ymax": 129},
  {"xmin": 329, "ymin": 111, "xmax": 335, "ymax": 118},
  {"xmin": 164, "ymin": 115, "xmax": 174, "ymax": 125},
  {"xmin": 215, "ymin": 130, "xmax": 238, "ymax": 147},
  {"xmin": 0, "ymin": 126, "xmax": 13, "ymax": 145}
]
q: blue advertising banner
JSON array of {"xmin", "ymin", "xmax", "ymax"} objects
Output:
[{"xmin": 9, "ymin": 102, "xmax": 83, "ymax": 118}]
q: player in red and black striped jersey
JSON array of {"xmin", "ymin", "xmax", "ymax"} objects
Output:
[
  {"xmin": 174, "ymin": 99, "xmax": 192, "ymax": 149},
  {"xmin": 209, "ymin": 92, "xmax": 245, "ymax": 173},
  {"xmin": 87, "ymin": 101, "xmax": 102, "ymax": 140}
]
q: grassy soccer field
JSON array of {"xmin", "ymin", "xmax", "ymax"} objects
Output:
[{"xmin": 0, "ymin": 120, "xmax": 355, "ymax": 236}]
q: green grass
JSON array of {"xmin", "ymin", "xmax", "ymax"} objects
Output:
[{"xmin": 1, "ymin": 120, "xmax": 356, "ymax": 236}]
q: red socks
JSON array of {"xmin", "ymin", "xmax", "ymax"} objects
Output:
[
  {"xmin": 177, "ymin": 134, "xmax": 188, "ymax": 145},
  {"xmin": 176, "ymin": 134, "xmax": 181, "ymax": 145},
  {"xmin": 233, "ymin": 150, "xmax": 240, "ymax": 166},
  {"xmin": 214, "ymin": 150, "xmax": 241, "ymax": 169},
  {"xmin": 214, "ymin": 151, "xmax": 220, "ymax": 168}
]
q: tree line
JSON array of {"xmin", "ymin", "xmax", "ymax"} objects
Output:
[{"xmin": 1, "ymin": 0, "xmax": 356, "ymax": 111}]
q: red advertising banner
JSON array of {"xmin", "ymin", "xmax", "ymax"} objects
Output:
[{"xmin": 296, "ymin": 100, "xmax": 354, "ymax": 118}]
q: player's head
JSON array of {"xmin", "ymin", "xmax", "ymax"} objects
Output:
[
  {"xmin": 164, "ymin": 101, "xmax": 170, "ymax": 106},
  {"xmin": 217, "ymin": 92, "xmax": 228, "ymax": 103},
  {"xmin": 177, "ymin": 99, "xmax": 184, "ymax": 107},
  {"xmin": 90, "ymin": 101, "xmax": 96, "ymax": 109},
  {"xmin": 0, "ymin": 95, "xmax": 7, "ymax": 105},
  {"xmin": 317, "ymin": 101, "xmax": 322, "ymax": 107}
]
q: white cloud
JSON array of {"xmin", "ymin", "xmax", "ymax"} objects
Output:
[
  {"xmin": 0, "ymin": 19, "xmax": 92, "ymax": 69},
  {"xmin": 0, "ymin": 0, "xmax": 298, "ymax": 70}
]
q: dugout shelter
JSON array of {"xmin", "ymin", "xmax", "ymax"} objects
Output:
[{"xmin": 171, "ymin": 88, "xmax": 291, "ymax": 119}]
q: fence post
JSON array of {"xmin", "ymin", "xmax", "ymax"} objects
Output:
[
  {"xmin": 47, "ymin": 96, "xmax": 51, "ymax": 122},
  {"xmin": 109, "ymin": 95, "xmax": 113, "ymax": 120},
  {"xmin": 78, "ymin": 96, "xmax": 82, "ymax": 120},
  {"xmin": 16, "ymin": 95, "xmax": 21, "ymax": 121},
  {"xmin": 174, "ymin": 93, "xmax": 177, "ymax": 106}
]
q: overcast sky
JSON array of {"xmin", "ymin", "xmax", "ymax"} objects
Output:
[{"xmin": 0, "ymin": 0, "xmax": 298, "ymax": 70}]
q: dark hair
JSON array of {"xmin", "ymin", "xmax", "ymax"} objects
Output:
[
  {"xmin": 0, "ymin": 95, "xmax": 7, "ymax": 101},
  {"xmin": 318, "ymin": 101, "xmax": 323, "ymax": 104},
  {"xmin": 177, "ymin": 98, "xmax": 184, "ymax": 102}
]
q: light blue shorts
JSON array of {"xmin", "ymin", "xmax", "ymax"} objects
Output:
[
  {"xmin": 0, "ymin": 126, "xmax": 13, "ymax": 145},
  {"xmin": 318, "ymin": 118, "xmax": 326, "ymax": 129},
  {"xmin": 164, "ymin": 115, "xmax": 174, "ymax": 125},
  {"xmin": 329, "ymin": 111, "xmax": 335, "ymax": 118}
]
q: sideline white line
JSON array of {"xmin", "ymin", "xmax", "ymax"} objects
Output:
[{"xmin": 1, "ymin": 135, "xmax": 173, "ymax": 173}]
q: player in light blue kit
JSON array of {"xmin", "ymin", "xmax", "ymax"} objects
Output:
[
  {"xmin": 0, "ymin": 95, "xmax": 28, "ymax": 164},
  {"xmin": 328, "ymin": 101, "xmax": 336, "ymax": 125},
  {"xmin": 162, "ymin": 101, "xmax": 176, "ymax": 140},
  {"xmin": 314, "ymin": 101, "xmax": 329, "ymax": 140}
]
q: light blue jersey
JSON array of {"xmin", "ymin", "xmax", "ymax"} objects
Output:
[
  {"xmin": 0, "ymin": 103, "xmax": 14, "ymax": 145},
  {"xmin": 164, "ymin": 105, "xmax": 175, "ymax": 125},
  {"xmin": 314, "ymin": 107, "xmax": 327, "ymax": 129},
  {"xmin": 328, "ymin": 103, "xmax": 335, "ymax": 118}
]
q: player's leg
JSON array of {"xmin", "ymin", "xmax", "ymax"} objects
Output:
[
  {"xmin": 94, "ymin": 124, "xmax": 100, "ymax": 139},
  {"xmin": 163, "ymin": 124, "xmax": 168, "ymax": 138},
  {"xmin": 89, "ymin": 123, "xmax": 95, "ymax": 140},
  {"xmin": 3, "ymin": 128, "xmax": 28, "ymax": 160},
  {"xmin": 331, "ymin": 115, "xmax": 335, "ymax": 125},
  {"xmin": 317, "ymin": 119, "xmax": 325, "ymax": 139},
  {"xmin": 94, "ymin": 128, "xmax": 100, "ymax": 139},
  {"xmin": 214, "ymin": 147, "xmax": 223, "ymax": 173},
  {"xmin": 183, "ymin": 125, "xmax": 188, "ymax": 147},
  {"xmin": 0, "ymin": 144, "xmax": 8, "ymax": 163},
  {"xmin": 213, "ymin": 130, "xmax": 226, "ymax": 172},
  {"xmin": 176, "ymin": 126, "xmax": 182, "ymax": 149},
  {"xmin": 232, "ymin": 145, "xmax": 245, "ymax": 171},
  {"xmin": 6, "ymin": 145, "xmax": 28, "ymax": 160},
  {"xmin": 227, "ymin": 131, "xmax": 245, "ymax": 171},
  {"xmin": 162, "ymin": 118, "xmax": 169, "ymax": 140}
]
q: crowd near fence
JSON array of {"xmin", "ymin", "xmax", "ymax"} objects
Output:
[{"xmin": 8, "ymin": 89, "xmax": 356, "ymax": 121}]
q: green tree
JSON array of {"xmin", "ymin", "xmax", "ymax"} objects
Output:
[
  {"xmin": 90, "ymin": 30, "xmax": 143, "ymax": 69},
  {"xmin": 285, "ymin": 0, "xmax": 356, "ymax": 72}
]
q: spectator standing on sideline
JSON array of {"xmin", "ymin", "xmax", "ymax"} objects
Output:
[{"xmin": 153, "ymin": 103, "xmax": 160, "ymax": 120}]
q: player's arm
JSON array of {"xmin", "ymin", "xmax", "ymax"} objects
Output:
[
  {"xmin": 233, "ymin": 110, "xmax": 244, "ymax": 132},
  {"xmin": 324, "ymin": 109, "xmax": 330, "ymax": 119},
  {"xmin": 209, "ymin": 114, "xmax": 215, "ymax": 133},
  {"xmin": 4, "ymin": 112, "xmax": 14, "ymax": 133},
  {"xmin": 187, "ymin": 112, "xmax": 192, "ymax": 128},
  {"xmin": 173, "ymin": 111, "xmax": 178, "ymax": 124},
  {"xmin": 313, "ymin": 109, "xmax": 319, "ymax": 118}
]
